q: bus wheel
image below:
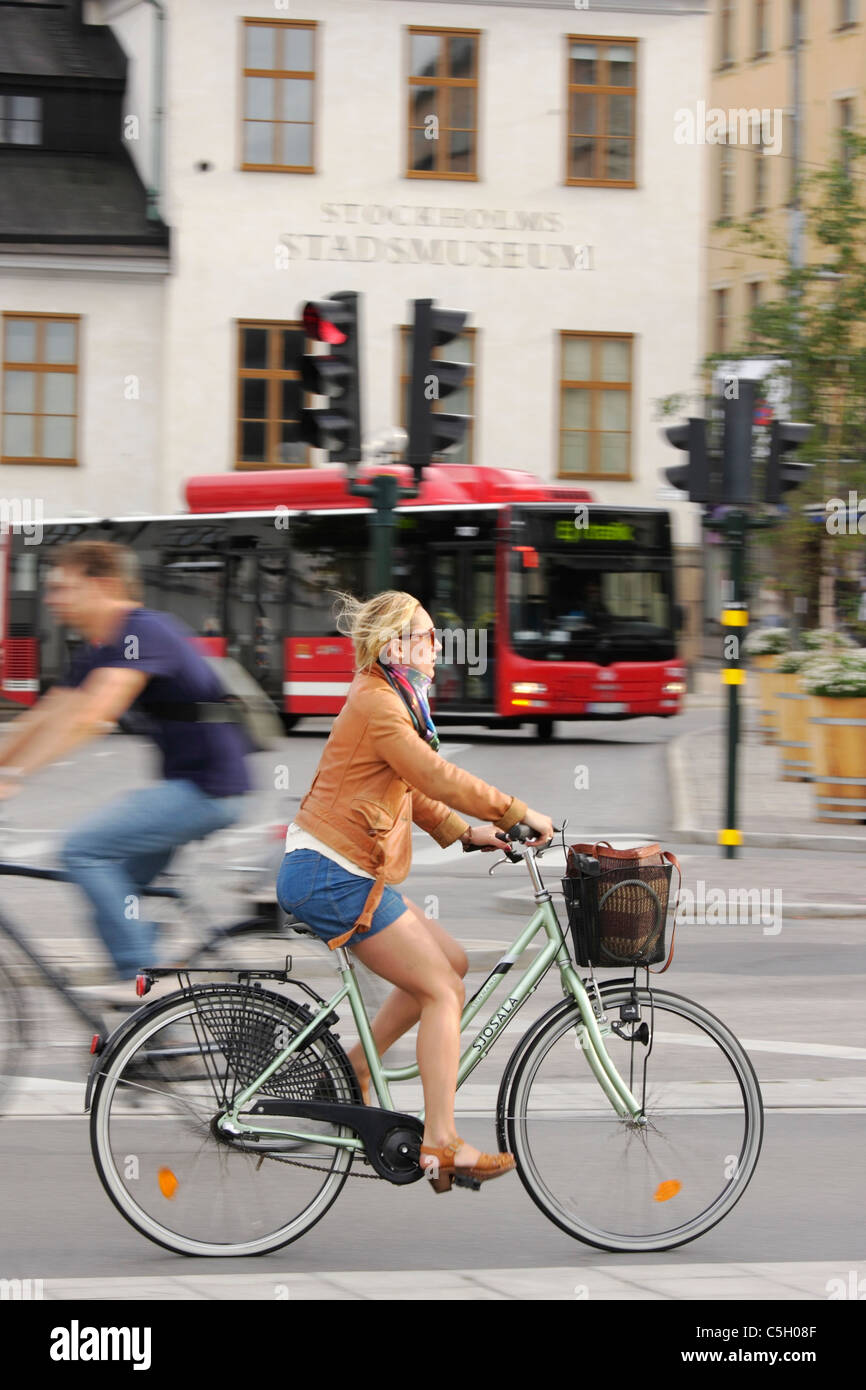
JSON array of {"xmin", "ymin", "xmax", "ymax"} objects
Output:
[
  {"xmin": 535, "ymin": 718, "xmax": 554, "ymax": 741},
  {"xmin": 280, "ymin": 714, "xmax": 300, "ymax": 734}
]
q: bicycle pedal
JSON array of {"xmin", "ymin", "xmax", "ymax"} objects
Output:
[{"xmin": 453, "ymin": 1174, "xmax": 482, "ymax": 1191}]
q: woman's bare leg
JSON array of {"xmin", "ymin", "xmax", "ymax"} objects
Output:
[
  {"xmin": 346, "ymin": 897, "xmax": 468, "ymax": 1098},
  {"xmin": 350, "ymin": 907, "xmax": 486, "ymax": 1168}
]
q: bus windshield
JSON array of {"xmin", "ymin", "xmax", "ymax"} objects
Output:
[{"xmin": 508, "ymin": 508, "xmax": 675, "ymax": 662}]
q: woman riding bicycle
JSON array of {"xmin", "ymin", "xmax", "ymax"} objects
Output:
[{"xmin": 276, "ymin": 590, "xmax": 554, "ymax": 1192}]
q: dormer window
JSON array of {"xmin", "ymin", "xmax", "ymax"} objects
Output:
[{"xmin": 0, "ymin": 95, "xmax": 42, "ymax": 145}]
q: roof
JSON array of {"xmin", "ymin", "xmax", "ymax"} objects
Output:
[
  {"xmin": 185, "ymin": 465, "xmax": 594, "ymax": 513},
  {"xmin": 0, "ymin": 0, "xmax": 125, "ymax": 83},
  {"xmin": 0, "ymin": 148, "xmax": 170, "ymax": 246}
]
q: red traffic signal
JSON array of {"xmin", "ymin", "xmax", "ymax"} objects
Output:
[{"xmin": 302, "ymin": 299, "xmax": 349, "ymax": 345}]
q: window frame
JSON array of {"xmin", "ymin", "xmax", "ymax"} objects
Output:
[
  {"xmin": 718, "ymin": 0, "xmax": 737, "ymax": 67},
  {"xmin": 753, "ymin": 123, "xmax": 768, "ymax": 211},
  {"xmin": 234, "ymin": 318, "xmax": 312, "ymax": 471},
  {"xmin": 564, "ymin": 34, "xmax": 638, "ymax": 188},
  {"xmin": 1, "ymin": 312, "xmax": 80, "ymax": 467},
  {"xmin": 713, "ymin": 288, "xmax": 730, "ymax": 355},
  {"xmin": 836, "ymin": 0, "xmax": 858, "ymax": 30},
  {"xmin": 557, "ymin": 331, "xmax": 634, "ymax": 483},
  {"xmin": 0, "ymin": 93, "xmax": 43, "ymax": 146},
  {"xmin": 397, "ymin": 323, "xmax": 478, "ymax": 466},
  {"xmin": 753, "ymin": 0, "xmax": 770, "ymax": 57},
  {"xmin": 405, "ymin": 25, "xmax": 481, "ymax": 182},
  {"xmin": 239, "ymin": 17, "xmax": 317, "ymax": 174}
]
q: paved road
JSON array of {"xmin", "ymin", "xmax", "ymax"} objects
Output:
[{"xmin": 0, "ymin": 714, "xmax": 864, "ymax": 1296}]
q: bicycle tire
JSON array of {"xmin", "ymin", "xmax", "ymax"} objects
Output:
[
  {"xmin": 90, "ymin": 983, "xmax": 358, "ymax": 1257},
  {"xmin": 500, "ymin": 986, "xmax": 764, "ymax": 1253}
]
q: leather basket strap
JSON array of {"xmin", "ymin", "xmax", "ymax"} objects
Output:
[{"xmin": 649, "ymin": 851, "xmax": 682, "ymax": 974}]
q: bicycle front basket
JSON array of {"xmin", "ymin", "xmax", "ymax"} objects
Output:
[{"xmin": 562, "ymin": 861, "xmax": 672, "ymax": 968}]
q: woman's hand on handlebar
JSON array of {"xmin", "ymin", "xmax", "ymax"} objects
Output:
[
  {"xmin": 521, "ymin": 808, "xmax": 555, "ymax": 847},
  {"xmin": 461, "ymin": 824, "xmax": 509, "ymax": 852}
]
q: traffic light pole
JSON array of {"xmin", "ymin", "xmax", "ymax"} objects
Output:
[
  {"xmin": 347, "ymin": 470, "xmax": 418, "ymax": 593},
  {"xmin": 719, "ymin": 512, "xmax": 748, "ymax": 861}
]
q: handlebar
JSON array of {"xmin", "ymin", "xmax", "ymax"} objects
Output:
[{"xmin": 462, "ymin": 821, "xmax": 560, "ymax": 863}]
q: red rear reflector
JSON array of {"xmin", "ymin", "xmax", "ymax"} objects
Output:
[
  {"xmin": 90, "ymin": 1034, "xmax": 102, "ymax": 1055},
  {"xmin": 135, "ymin": 974, "xmax": 148, "ymax": 997}
]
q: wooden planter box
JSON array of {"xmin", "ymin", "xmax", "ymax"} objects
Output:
[
  {"xmin": 776, "ymin": 674, "xmax": 812, "ymax": 781},
  {"xmin": 752, "ymin": 655, "xmax": 784, "ymax": 744},
  {"xmin": 806, "ymin": 696, "xmax": 866, "ymax": 823}
]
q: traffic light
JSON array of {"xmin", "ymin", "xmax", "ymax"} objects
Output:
[
  {"xmin": 406, "ymin": 298, "xmax": 471, "ymax": 485},
  {"xmin": 722, "ymin": 379, "xmax": 757, "ymax": 505},
  {"xmin": 297, "ymin": 292, "xmax": 362, "ymax": 463},
  {"xmin": 661, "ymin": 417, "xmax": 712, "ymax": 502},
  {"xmin": 764, "ymin": 420, "xmax": 814, "ymax": 503}
]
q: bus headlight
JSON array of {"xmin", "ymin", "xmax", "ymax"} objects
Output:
[
  {"xmin": 511, "ymin": 682, "xmax": 548, "ymax": 694},
  {"xmin": 662, "ymin": 681, "xmax": 686, "ymax": 694}
]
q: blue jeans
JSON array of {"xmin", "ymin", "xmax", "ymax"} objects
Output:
[{"xmin": 60, "ymin": 780, "xmax": 246, "ymax": 979}]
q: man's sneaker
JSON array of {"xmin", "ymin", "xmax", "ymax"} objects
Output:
[{"xmin": 70, "ymin": 976, "xmax": 179, "ymax": 1008}]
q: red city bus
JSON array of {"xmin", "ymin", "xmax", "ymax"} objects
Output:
[{"xmin": 0, "ymin": 463, "xmax": 685, "ymax": 736}]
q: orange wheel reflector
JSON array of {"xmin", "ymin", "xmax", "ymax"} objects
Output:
[
  {"xmin": 158, "ymin": 1167, "xmax": 178, "ymax": 1199},
  {"xmin": 654, "ymin": 1179, "xmax": 682, "ymax": 1203}
]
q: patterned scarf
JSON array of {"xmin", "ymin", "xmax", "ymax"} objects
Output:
[{"xmin": 377, "ymin": 658, "xmax": 440, "ymax": 752}]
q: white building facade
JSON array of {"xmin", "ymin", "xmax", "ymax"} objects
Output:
[{"xmin": 2, "ymin": 0, "xmax": 709, "ymax": 549}]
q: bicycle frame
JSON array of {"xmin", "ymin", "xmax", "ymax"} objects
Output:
[{"xmin": 221, "ymin": 851, "xmax": 645, "ymax": 1153}]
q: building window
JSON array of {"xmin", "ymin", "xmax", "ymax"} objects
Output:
[
  {"xmin": 719, "ymin": 0, "xmax": 736, "ymax": 64},
  {"xmin": 837, "ymin": 97, "xmax": 855, "ymax": 174},
  {"xmin": 558, "ymin": 333, "xmax": 632, "ymax": 480},
  {"xmin": 1, "ymin": 315, "xmax": 78, "ymax": 465},
  {"xmin": 241, "ymin": 19, "xmax": 315, "ymax": 172},
  {"xmin": 566, "ymin": 37, "xmax": 637, "ymax": 186},
  {"xmin": 753, "ymin": 130, "xmax": 768, "ymax": 210},
  {"xmin": 0, "ymin": 94, "xmax": 42, "ymax": 145},
  {"xmin": 235, "ymin": 321, "xmax": 309, "ymax": 469},
  {"xmin": 713, "ymin": 289, "xmax": 729, "ymax": 354},
  {"xmin": 399, "ymin": 325, "xmax": 476, "ymax": 464},
  {"xmin": 789, "ymin": 0, "xmax": 805, "ymax": 46},
  {"xmin": 406, "ymin": 28, "xmax": 479, "ymax": 179},
  {"xmin": 754, "ymin": 0, "xmax": 770, "ymax": 55},
  {"xmin": 748, "ymin": 280, "xmax": 763, "ymax": 315},
  {"xmin": 718, "ymin": 135, "xmax": 736, "ymax": 218},
  {"xmin": 837, "ymin": 0, "xmax": 858, "ymax": 28}
]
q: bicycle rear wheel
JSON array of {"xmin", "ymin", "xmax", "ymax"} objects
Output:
[
  {"xmin": 90, "ymin": 983, "xmax": 358, "ymax": 1256},
  {"xmin": 501, "ymin": 985, "xmax": 763, "ymax": 1252}
]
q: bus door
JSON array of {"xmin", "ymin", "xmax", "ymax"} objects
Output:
[
  {"xmin": 428, "ymin": 544, "xmax": 495, "ymax": 710},
  {"xmin": 225, "ymin": 548, "xmax": 286, "ymax": 704}
]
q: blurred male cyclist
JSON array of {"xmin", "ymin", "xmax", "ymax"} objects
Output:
[{"xmin": 0, "ymin": 541, "xmax": 251, "ymax": 1001}]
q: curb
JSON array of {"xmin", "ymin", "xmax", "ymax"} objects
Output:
[
  {"xmin": 494, "ymin": 887, "xmax": 866, "ymax": 920},
  {"xmin": 666, "ymin": 728, "xmax": 866, "ymax": 855}
]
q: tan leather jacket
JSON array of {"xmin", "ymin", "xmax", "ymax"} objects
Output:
[{"xmin": 293, "ymin": 662, "xmax": 528, "ymax": 948}]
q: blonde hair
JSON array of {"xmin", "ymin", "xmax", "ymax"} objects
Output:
[{"xmin": 332, "ymin": 590, "xmax": 421, "ymax": 671}]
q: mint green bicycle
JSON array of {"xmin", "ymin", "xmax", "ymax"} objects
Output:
[{"xmin": 87, "ymin": 825, "xmax": 763, "ymax": 1256}]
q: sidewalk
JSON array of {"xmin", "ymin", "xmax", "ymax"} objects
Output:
[{"xmin": 668, "ymin": 712, "xmax": 866, "ymax": 854}]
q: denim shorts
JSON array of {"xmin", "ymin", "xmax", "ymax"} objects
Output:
[{"xmin": 275, "ymin": 849, "xmax": 407, "ymax": 947}]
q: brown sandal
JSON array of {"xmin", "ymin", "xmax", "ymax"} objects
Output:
[{"xmin": 419, "ymin": 1136, "xmax": 516, "ymax": 1193}]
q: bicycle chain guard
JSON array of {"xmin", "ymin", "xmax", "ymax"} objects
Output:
[{"xmin": 247, "ymin": 1099, "xmax": 426, "ymax": 1184}]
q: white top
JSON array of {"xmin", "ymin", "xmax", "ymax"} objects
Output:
[{"xmin": 284, "ymin": 821, "xmax": 374, "ymax": 880}]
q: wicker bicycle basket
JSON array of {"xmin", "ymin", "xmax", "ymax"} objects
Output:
[{"xmin": 562, "ymin": 841, "xmax": 680, "ymax": 969}]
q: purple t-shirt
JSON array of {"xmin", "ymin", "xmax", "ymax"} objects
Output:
[{"xmin": 59, "ymin": 608, "xmax": 251, "ymax": 797}]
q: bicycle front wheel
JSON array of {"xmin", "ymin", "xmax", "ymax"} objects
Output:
[
  {"xmin": 502, "ymin": 985, "xmax": 763, "ymax": 1253},
  {"xmin": 90, "ymin": 984, "xmax": 357, "ymax": 1257}
]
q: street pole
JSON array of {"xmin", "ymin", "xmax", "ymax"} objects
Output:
[
  {"xmin": 720, "ymin": 514, "xmax": 748, "ymax": 860},
  {"xmin": 346, "ymin": 436, "xmax": 417, "ymax": 594}
]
